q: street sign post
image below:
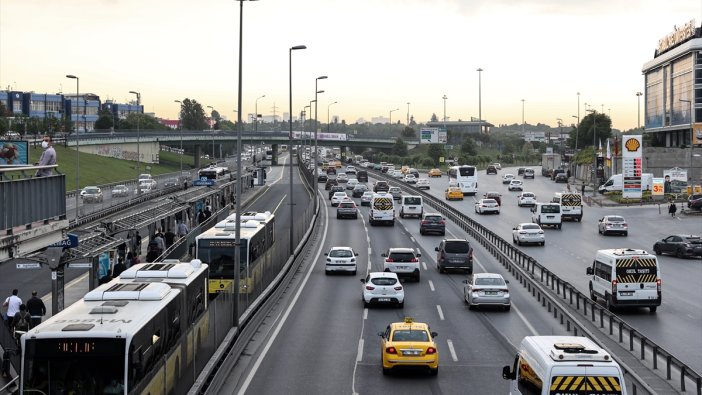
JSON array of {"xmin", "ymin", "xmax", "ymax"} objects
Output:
[
  {"xmin": 16, "ymin": 262, "xmax": 41, "ymax": 269},
  {"xmin": 193, "ymin": 177, "xmax": 215, "ymax": 187},
  {"xmin": 49, "ymin": 233, "xmax": 79, "ymax": 249}
]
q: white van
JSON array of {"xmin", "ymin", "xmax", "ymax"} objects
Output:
[
  {"xmin": 369, "ymin": 193, "xmax": 395, "ymax": 226},
  {"xmin": 531, "ymin": 203, "xmax": 562, "ymax": 229},
  {"xmin": 599, "ymin": 173, "xmax": 653, "ymax": 193},
  {"xmin": 399, "ymin": 195, "xmax": 423, "ymax": 218},
  {"xmin": 586, "ymin": 248, "xmax": 661, "ymax": 312},
  {"xmin": 552, "ymin": 192, "xmax": 583, "ymax": 222},
  {"xmin": 503, "ymin": 336, "xmax": 627, "ymax": 395}
]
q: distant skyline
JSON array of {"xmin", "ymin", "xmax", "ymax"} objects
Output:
[{"xmin": 1, "ymin": 0, "xmax": 700, "ymax": 130}]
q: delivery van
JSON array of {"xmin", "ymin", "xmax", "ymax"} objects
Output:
[
  {"xmin": 531, "ymin": 203, "xmax": 562, "ymax": 229},
  {"xmin": 552, "ymin": 192, "xmax": 583, "ymax": 222},
  {"xmin": 502, "ymin": 336, "xmax": 627, "ymax": 395},
  {"xmin": 599, "ymin": 173, "xmax": 653, "ymax": 194},
  {"xmin": 369, "ymin": 193, "xmax": 395, "ymax": 226}
]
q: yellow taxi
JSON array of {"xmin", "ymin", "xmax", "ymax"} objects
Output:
[
  {"xmin": 379, "ymin": 317, "xmax": 439, "ymax": 375},
  {"xmin": 445, "ymin": 186, "xmax": 464, "ymax": 201},
  {"xmin": 428, "ymin": 168, "xmax": 443, "ymax": 177},
  {"xmin": 400, "ymin": 165, "xmax": 410, "ymax": 174}
]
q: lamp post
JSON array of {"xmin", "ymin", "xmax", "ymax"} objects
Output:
[
  {"xmin": 327, "ymin": 101, "xmax": 337, "ymax": 133},
  {"xmin": 175, "ymin": 100, "xmax": 183, "ymax": 172},
  {"xmin": 289, "ymin": 44, "xmax": 306, "ymax": 255},
  {"xmin": 442, "ymin": 94, "xmax": 448, "ymax": 125},
  {"xmin": 556, "ymin": 118, "xmax": 563, "ymax": 148},
  {"xmin": 305, "ymin": 104, "xmax": 312, "ymax": 153},
  {"xmin": 206, "ymin": 105, "xmax": 216, "ymax": 160},
  {"xmin": 636, "ymin": 92, "xmax": 643, "ymax": 129},
  {"xmin": 389, "ymin": 108, "xmax": 399, "ymax": 134},
  {"xmin": 65, "ymin": 74, "xmax": 80, "ymax": 219},
  {"xmin": 575, "ymin": 92, "xmax": 580, "ymax": 150},
  {"xmin": 521, "ymin": 99, "xmax": 525, "ymax": 135},
  {"xmin": 406, "ymin": 102, "xmax": 410, "ymax": 126},
  {"xmin": 129, "ymin": 91, "xmax": 141, "ymax": 174},
  {"xmin": 587, "ymin": 109, "xmax": 597, "ymax": 194},
  {"xmin": 255, "ymin": 94, "xmax": 265, "ymax": 132},
  {"xmin": 477, "ymin": 68, "xmax": 483, "ymax": 132},
  {"xmin": 314, "ymin": 76, "xmax": 327, "ymax": 208}
]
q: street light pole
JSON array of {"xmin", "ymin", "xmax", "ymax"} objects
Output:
[
  {"xmin": 65, "ymin": 74, "xmax": 80, "ymax": 219},
  {"xmin": 327, "ymin": 101, "xmax": 337, "ymax": 133},
  {"xmin": 477, "ymin": 68, "xmax": 483, "ymax": 132},
  {"xmin": 390, "ymin": 108, "xmax": 399, "ymax": 135},
  {"xmin": 587, "ymin": 109, "xmax": 597, "ymax": 194},
  {"xmin": 255, "ymin": 94, "xmax": 265, "ymax": 132},
  {"xmin": 207, "ymin": 105, "xmax": 215, "ymax": 160},
  {"xmin": 129, "ymin": 91, "xmax": 141, "ymax": 175},
  {"xmin": 406, "ymin": 102, "xmax": 410, "ymax": 126},
  {"xmin": 442, "ymin": 94, "xmax": 448, "ymax": 125},
  {"xmin": 175, "ymin": 100, "xmax": 183, "ymax": 172},
  {"xmin": 521, "ymin": 99, "xmax": 525, "ymax": 135},
  {"xmin": 314, "ymin": 76, "xmax": 327, "ymax": 210},
  {"xmin": 289, "ymin": 44, "xmax": 306, "ymax": 256},
  {"xmin": 636, "ymin": 92, "xmax": 643, "ymax": 129}
]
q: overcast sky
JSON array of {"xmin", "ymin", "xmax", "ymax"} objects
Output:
[{"xmin": 1, "ymin": 0, "xmax": 699, "ymax": 130}]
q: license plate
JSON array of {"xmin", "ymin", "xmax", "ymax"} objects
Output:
[
  {"xmin": 396, "ymin": 266, "xmax": 407, "ymax": 270},
  {"xmin": 620, "ymin": 291, "xmax": 634, "ymax": 296},
  {"xmin": 378, "ymin": 298, "xmax": 391, "ymax": 302},
  {"xmin": 403, "ymin": 350, "xmax": 421, "ymax": 356},
  {"xmin": 547, "ymin": 216, "xmax": 554, "ymax": 219},
  {"xmin": 485, "ymin": 291, "xmax": 498, "ymax": 295},
  {"xmin": 409, "ymin": 206, "xmax": 416, "ymax": 209}
]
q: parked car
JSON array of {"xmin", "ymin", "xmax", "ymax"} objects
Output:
[
  {"xmin": 111, "ymin": 184, "xmax": 129, "ymax": 198},
  {"xmin": 81, "ymin": 186, "xmax": 104, "ymax": 203},
  {"xmin": 463, "ymin": 273, "xmax": 511, "ymax": 311},
  {"xmin": 512, "ymin": 223, "xmax": 545, "ymax": 246},
  {"xmin": 653, "ymin": 234, "xmax": 702, "ymax": 258},
  {"xmin": 419, "ymin": 213, "xmax": 445, "ymax": 236},
  {"xmin": 597, "ymin": 215, "xmax": 628, "ymax": 236}
]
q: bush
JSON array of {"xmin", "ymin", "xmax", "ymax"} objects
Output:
[{"xmin": 421, "ymin": 157, "xmax": 435, "ymax": 168}]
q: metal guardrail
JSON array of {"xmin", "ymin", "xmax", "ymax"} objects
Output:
[{"xmin": 368, "ymin": 168, "xmax": 701, "ymax": 395}]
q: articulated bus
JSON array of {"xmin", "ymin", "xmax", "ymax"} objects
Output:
[
  {"xmin": 198, "ymin": 165, "xmax": 230, "ymax": 180},
  {"xmin": 20, "ymin": 259, "xmax": 209, "ymax": 395},
  {"xmin": 448, "ymin": 165, "xmax": 479, "ymax": 195},
  {"xmin": 196, "ymin": 211, "xmax": 275, "ymax": 296}
]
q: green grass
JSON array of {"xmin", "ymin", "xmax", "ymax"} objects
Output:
[{"xmin": 30, "ymin": 145, "xmax": 197, "ymax": 191}]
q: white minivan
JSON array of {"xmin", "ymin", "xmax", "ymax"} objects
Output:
[
  {"xmin": 399, "ymin": 195, "xmax": 423, "ymax": 218},
  {"xmin": 369, "ymin": 193, "xmax": 395, "ymax": 226},
  {"xmin": 531, "ymin": 203, "xmax": 562, "ymax": 229}
]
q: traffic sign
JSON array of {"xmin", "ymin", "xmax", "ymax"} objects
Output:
[
  {"xmin": 49, "ymin": 233, "xmax": 79, "ymax": 248},
  {"xmin": 16, "ymin": 263, "xmax": 41, "ymax": 269},
  {"xmin": 193, "ymin": 177, "xmax": 215, "ymax": 187}
]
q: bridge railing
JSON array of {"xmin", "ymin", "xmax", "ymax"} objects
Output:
[{"xmin": 0, "ymin": 165, "xmax": 66, "ymax": 230}]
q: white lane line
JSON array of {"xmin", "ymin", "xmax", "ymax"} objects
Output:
[
  {"xmin": 410, "ymin": 236, "xmax": 416, "ymax": 243},
  {"xmin": 363, "ymin": 308, "xmax": 368, "ymax": 320},
  {"xmin": 356, "ymin": 339, "xmax": 364, "ymax": 362},
  {"xmin": 422, "ymin": 262, "xmax": 427, "ymax": 271},
  {"xmin": 513, "ymin": 304, "xmax": 539, "ymax": 336},
  {"xmin": 272, "ymin": 195, "xmax": 287, "ymax": 215},
  {"xmin": 446, "ymin": 339, "xmax": 458, "ymax": 362},
  {"xmin": 237, "ymin": 188, "xmax": 329, "ymax": 395},
  {"xmin": 368, "ymin": 247, "xmax": 372, "ymax": 256},
  {"xmin": 436, "ymin": 304, "xmax": 445, "ymax": 320},
  {"xmin": 428, "ymin": 280, "xmax": 435, "ymax": 292}
]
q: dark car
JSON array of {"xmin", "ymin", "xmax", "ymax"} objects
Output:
[
  {"xmin": 325, "ymin": 178, "xmax": 338, "ymax": 190},
  {"xmin": 554, "ymin": 173, "xmax": 568, "ymax": 183},
  {"xmin": 653, "ymin": 234, "xmax": 702, "ymax": 258},
  {"xmin": 419, "ymin": 213, "xmax": 445, "ymax": 236},
  {"xmin": 483, "ymin": 191, "xmax": 502, "ymax": 206},
  {"xmin": 517, "ymin": 167, "xmax": 526, "ymax": 175},
  {"xmin": 486, "ymin": 165, "xmax": 497, "ymax": 175},
  {"xmin": 408, "ymin": 168, "xmax": 419, "ymax": 178},
  {"xmin": 318, "ymin": 173, "xmax": 328, "ymax": 182},
  {"xmin": 326, "ymin": 167, "xmax": 337, "ymax": 175},
  {"xmin": 356, "ymin": 170, "xmax": 368, "ymax": 183},
  {"xmin": 374, "ymin": 180, "xmax": 390, "ymax": 193},
  {"xmin": 688, "ymin": 193, "xmax": 702, "ymax": 209},
  {"xmin": 352, "ymin": 184, "xmax": 369, "ymax": 198},
  {"xmin": 336, "ymin": 201, "xmax": 359, "ymax": 219},
  {"xmin": 551, "ymin": 169, "xmax": 565, "ymax": 181},
  {"xmin": 435, "ymin": 239, "xmax": 473, "ymax": 274},
  {"xmin": 328, "ymin": 185, "xmax": 345, "ymax": 199}
]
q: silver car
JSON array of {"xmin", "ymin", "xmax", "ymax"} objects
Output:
[
  {"xmin": 512, "ymin": 223, "xmax": 545, "ymax": 246},
  {"xmin": 360, "ymin": 191, "xmax": 374, "ymax": 206},
  {"xmin": 81, "ymin": 186, "xmax": 104, "ymax": 203},
  {"xmin": 463, "ymin": 273, "xmax": 511, "ymax": 311},
  {"xmin": 388, "ymin": 187, "xmax": 402, "ymax": 200},
  {"xmin": 111, "ymin": 184, "xmax": 129, "ymax": 198}
]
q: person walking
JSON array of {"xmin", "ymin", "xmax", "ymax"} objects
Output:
[
  {"xmin": 177, "ymin": 221, "xmax": 189, "ymax": 238},
  {"xmin": 581, "ymin": 183, "xmax": 585, "ymax": 195},
  {"xmin": 164, "ymin": 228, "xmax": 176, "ymax": 248},
  {"xmin": 34, "ymin": 135, "xmax": 57, "ymax": 177},
  {"xmin": 12, "ymin": 304, "xmax": 31, "ymax": 340},
  {"xmin": 197, "ymin": 209, "xmax": 206, "ymax": 225},
  {"xmin": 153, "ymin": 231, "xmax": 166, "ymax": 253},
  {"xmin": 3, "ymin": 289, "xmax": 22, "ymax": 331},
  {"xmin": 112, "ymin": 258, "xmax": 127, "ymax": 278},
  {"xmin": 26, "ymin": 290, "xmax": 46, "ymax": 329},
  {"xmin": 132, "ymin": 231, "xmax": 142, "ymax": 256},
  {"xmin": 669, "ymin": 201, "xmax": 677, "ymax": 217}
]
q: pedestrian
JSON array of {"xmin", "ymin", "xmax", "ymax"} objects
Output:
[
  {"xmin": 581, "ymin": 183, "xmax": 585, "ymax": 195},
  {"xmin": 112, "ymin": 258, "xmax": 127, "ymax": 278},
  {"xmin": 117, "ymin": 241, "xmax": 127, "ymax": 261},
  {"xmin": 12, "ymin": 304, "xmax": 31, "ymax": 337},
  {"xmin": 220, "ymin": 194, "xmax": 226, "ymax": 208},
  {"xmin": 197, "ymin": 209, "xmax": 206, "ymax": 225},
  {"xmin": 164, "ymin": 228, "xmax": 176, "ymax": 248},
  {"xmin": 26, "ymin": 290, "xmax": 46, "ymax": 329},
  {"xmin": 133, "ymin": 231, "xmax": 142, "ymax": 256},
  {"xmin": 153, "ymin": 231, "xmax": 166, "ymax": 253},
  {"xmin": 204, "ymin": 205, "xmax": 212, "ymax": 219},
  {"xmin": 34, "ymin": 135, "xmax": 57, "ymax": 177},
  {"xmin": 177, "ymin": 221, "xmax": 189, "ymax": 238},
  {"xmin": 566, "ymin": 169, "xmax": 571, "ymax": 180},
  {"xmin": 3, "ymin": 289, "xmax": 22, "ymax": 332},
  {"xmin": 669, "ymin": 201, "xmax": 677, "ymax": 217}
]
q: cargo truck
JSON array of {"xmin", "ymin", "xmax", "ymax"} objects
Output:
[{"xmin": 541, "ymin": 153, "xmax": 562, "ymax": 177}]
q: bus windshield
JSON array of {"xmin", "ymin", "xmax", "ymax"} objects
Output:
[
  {"xmin": 197, "ymin": 239, "xmax": 248, "ymax": 276},
  {"xmin": 458, "ymin": 167, "xmax": 475, "ymax": 177},
  {"xmin": 23, "ymin": 338, "xmax": 125, "ymax": 394}
]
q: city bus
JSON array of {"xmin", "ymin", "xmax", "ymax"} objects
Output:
[
  {"xmin": 198, "ymin": 165, "xmax": 229, "ymax": 180},
  {"xmin": 196, "ymin": 211, "xmax": 275, "ymax": 295},
  {"xmin": 448, "ymin": 165, "xmax": 479, "ymax": 195},
  {"xmin": 20, "ymin": 259, "xmax": 209, "ymax": 394}
]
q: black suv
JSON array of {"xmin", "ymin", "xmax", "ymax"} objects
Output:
[
  {"xmin": 551, "ymin": 169, "xmax": 565, "ymax": 181},
  {"xmin": 318, "ymin": 173, "xmax": 328, "ymax": 182},
  {"xmin": 517, "ymin": 167, "xmax": 526, "ymax": 175},
  {"xmin": 435, "ymin": 239, "xmax": 473, "ymax": 274},
  {"xmin": 486, "ymin": 165, "xmax": 497, "ymax": 175},
  {"xmin": 325, "ymin": 178, "xmax": 339, "ymax": 190},
  {"xmin": 328, "ymin": 185, "xmax": 345, "ymax": 199},
  {"xmin": 419, "ymin": 213, "xmax": 445, "ymax": 236},
  {"xmin": 374, "ymin": 181, "xmax": 390, "ymax": 193}
]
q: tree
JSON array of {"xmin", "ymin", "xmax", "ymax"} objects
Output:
[
  {"xmin": 179, "ymin": 98, "xmax": 208, "ymax": 130},
  {"xmin": 210, "ymin": 109, "xmax": 222, "ymax": 130},
  {"xmin": 568, "ymin": 112, "xmax": 612, "ymax": 149},
  {"xmin": 391, "ymin": 137, "xmax": 408, "ymax": 156},
  {"xmin": 94, "ymin": 109, "xmax": 115, "ymax": 130},
  {"xmin": 401, "ymin": 126, "xmax": 416, "ymax": 138},
  {"xmin": 427, "ymin": 144, "xmax": 445, "ymax": 165},
  {"xmin": 120, "ymin": 113, "xmax": 169, "ymax": 130},
  {"xmin": 430, "ymin": 113, "xmax": 439, "ymax": 122},
  {"xmin": 460, "ymin": 136, "xmax": 477, "ymax": 156}
]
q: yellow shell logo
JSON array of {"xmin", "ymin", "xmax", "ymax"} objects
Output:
[{"xmin": 624, "ymin": 138, "xmax": 640, "ymax": 152}]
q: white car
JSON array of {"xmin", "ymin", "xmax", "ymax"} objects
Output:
[
  {"xmin": 502, "ymin": 174, "xmax": 515, "ymax": 184},
  {"xmin": 517, "ymin": 192, "xmax": 537, "ymax": 207},
  {"xmin": 512, "ymin": 223, "xmax": 545, "ymax": 246},
  {"xmin": 135, "ymin": 182, "xmax": 154, "ymax": 194},
  {"xmin": 474, "ymin": 198, "xmax": 500, "ymax": 214},
  {"xmin": 360, "ymin": 272, "xmax": 404, "ymax": 308},
  {"xmin": 331, "ymin": 192, "xmax": 349, "ymax": 207},
  {"xmin": 508, "ymin": 179, "xmax": 524, "ymax": 191},
  {"xmin": 463, "ymin": 273, "xmax": 511, "ymax": 311},
  {"xmin": 403, "ymin": 174, "xmax": 417, "ymax": 184},
  {"xmin": 382, "ymin": 247, "xmax": 421, "ymax": 282},
  {"xmin": 392, "ymin": 170, "xmax": 404, "ymax": 179},
  {"xmin": 111, "ymin": 184, "xmax": 129, "ymax": 198},
  {"xmin": 345, "ymin": 166, "xmax": 357, "ymax": 175},
  {"xmin": 416, "ymin": 178, "xmax": 430, "ymax": 190},
  {"xmin": 493, "ymin": 163, "xmax": 502, "ymax": 170},
  {"xmin": 324, "ymin": 246, "xmax": 359, "ymax": 275},
  {"xmin": 336, "ymin": 173, "xmax": 348, "ymax": 183},
  {"xmin": 346, "ymin": 178, "xmax": 359, "ymax": 190}
]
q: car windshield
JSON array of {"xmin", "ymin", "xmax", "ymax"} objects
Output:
[
  {"xmin": 85, "ymin": 188, "xmax": 99, "ymax": 193},
  {"xmin": 424, "ymin": 215, "xmax": 442, "ymax": 222},
  {"xmin": 330, "ymin": 249, "xmax": 353, "ymax": 258},
  {"xmin": 338, "ymin": 203, "xmax": 355, "ymax": 208},
  {"xmin": 475, "ymin": 277, "xmax": 506, "ymax": 286},
  {"xmin": 483, "ymin": 199, "xmax": 497, "ymax": 204},
  {"xmin": 370, "ymin": 277, "xmax": 397, "ymax": 286},
  {"xmin": 444, "ymin": 241, "xmax": 470, "ymax": 253},
  {"xmin": 392, "ymin": 330, "xmax": 429, "ymax": 342},
  {"xmin": 607, "ymin": 216, "xmax": 625, "ymax": 222},
  {"xmin": 522, "ymin": 224, "xmax": 541, "ymax": 230},
  {"xmin": 404, "ymin": 197, "xmax": 421, "ymax": 205}
]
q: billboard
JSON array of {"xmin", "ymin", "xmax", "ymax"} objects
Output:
[
  {"xmin": 420, "ymin": 128, "xmax": 447, "ymax": 144},
  {"xmin": 652, "ymin": 178, "xmax": 665, "ymax": 197},
  {"xmin": 0, "ymin": 140, "xmax": 29, "ymax": 165},
  {"xmin": 663, "ymin": 167, "xmax": 688, "ymax": 194},
  {"xmin": 621, "ymin": 135, "xmax": 642, "ymax": 199},
  {"xmin": 693, "ymin": 123, "xmax": 702, "ymax": 145}
]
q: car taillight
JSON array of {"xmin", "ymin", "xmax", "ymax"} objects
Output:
[
  {"xmin": 426, "ymin": 347, "xmax": 437, "ymax": 355},
  {"xmin": 410, "ymin": 258, "xmax": 418, "ymax": 262},
  {"xmin": 366, "ymin": 285, "xmax": 375, "ymax": 290},
  {"xmin": 439, "ymin": 220, "xmax": 445, "ymax": 225},
  {"xmin": 611, "ymin": 279, "xmax": 618, "ymax": 295},
  {"xmin": 656, "ymin": 279, "xmax": 661, "ymax": 293},
  {"xmin": 420, "ymin": 220, "xmax": 428, "ymax": 225},
  {"xmin": 394, "ymin": 286, "xmax": 403, "ymax": 291},
  {"xmin": 385, "ymin": 258, "xmax": 394, "ymax": 262},
  {"xmin": 386, "ymin": 347, "xmax": 397, "ymax": 354}
]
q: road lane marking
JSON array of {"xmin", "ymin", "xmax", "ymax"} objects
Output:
[
  {"xmin": 428, "ymin": 280, "xmax": 435, "ymax": 292},
  {"xmin": 237, "ymin": 187, "xmax": 328, "ymax": 395},
  {"xmin": 410, "ymin": 236, "xmax": 415, "ymax": 243},
  {"xmin": 272, "ymin": 194, "xmax": 287, "ymax": 215},
  {"xmin": 363, "ymin": 308, "xmax": 368, "ymax": 320},
  {"xmin": 356, "ymin": 339, "xmax": 364, "ymax": 362},
  {"xmin": 513, "ymin": 304, "xmax": 539, "ymax": 336},
  {"xmin": 436, "ymin": 304, "xmax": 444, "ymax": 320},
  {"xmin": 368, "ymin": 247, "xmax": 372, "ymax": 256},
  {"xmin": 422, "ymin": 262, "xmax": 427, "ymax": 271},
  {"xmin": 446, "ymin": 339, "xmax": 458, "ymax": 362}
]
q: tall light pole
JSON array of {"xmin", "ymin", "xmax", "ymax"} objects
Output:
[
  {"xmin": 389, "ymin": 108, "xmax": 399, "ymax": 134},
  {"xmin": 521, "ymin": 99, "xmax": 525, "ymax": 135},
  {"xmin": 305, "ymin": 104, "xmax": 312, "ymax": 152},
  {"xmin": 576, "ymin": 92, "xmax": 581, "ymax": 150},
  {"xmin": 477, "ymin": 68, "xmax": 483, "ymax": 132},
  {"xmin": 289, "ymin": 44, "xmax": 306, "ymax": 255},
  {"xmin": 587, "ymin": 109, "xmax": 597, "ymax": 193},
  {"xmin": 442, "ymin": 94, "xmax": 448, "ymax": 124},
  {"xmin": 207, "ymin": 105, "xmax": 215, "ymax": 159},
  {"xmin": 175, "ymin": 100, "xmax": 183, "ymax": 172},
  {"xmin": 572, "ymin": 115, "xmax": 579, "ymax": 150},
  {"xmin": 636, "ymin": 92, "xmax": 643, "ymax": 129},
  {"xmin": 255, "ymin": 94, "xmax": 265, "ymax": 132},
  {"xmin": 129, "ymin": 90, "xmax": 141, "ymax": 175},
  {"xmin": 406, "ymin": 102, "xmax": 410, "ymax": 126},
  {"xmin": 314, "ymin": 76, "xmax": 327, "ymax": 209},
  {"xmin": 65, "ymin": 74, "xmax": 80, "ymax": 219},
  {"xmin": 327, "ymin": 101, "xmax": 337, "ymax": 133},
  {"xmin": 556, "ymin": 118, "xmax": 563, "ymax": 148}
]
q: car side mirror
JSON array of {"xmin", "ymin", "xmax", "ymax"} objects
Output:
[
  {"xmin": 416, "ymin": 253, "xmax": 421, "ymax": 257},
  {"xmin": 381, "ymin": 253, "xmax": 387, "ymax": 257},
  {"xmin": 505, "ymin": 280, "xmax": 510, "ymax": 284},
  {"xmin": 586, "ymin": 267, "xmax": 593, "ymax": 275},
  {"xmin": 378, "ymin": 332, "xmax": 385, "ymax": 338},
  {"xmin": 512, "ymin": 227, "xmax": 517, "ymax": 230},
  {"xmin": 355, "ymin": 252, "xmax": 359, "ymax": 256},
  {"xmin": 360, "ymin": 279, "xmax": 366, "ymax": 283},
  {"xmin": 502, "ymin": 365, "xmax": 516, "ymax": 380},
  {"xmin": 324, "ymin": 253, "xmax": 328, "ymax": 256},
  {"xmin": 462, "ymin": 279, "xmax": 468, "ymax": 284},
  {"xmin": 434, "ymin": 247, "xmax": 439, "ymax": 251},
  {"xmin": 431, "ymin": 331, "xmax": 438, "ymax": 338}
]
